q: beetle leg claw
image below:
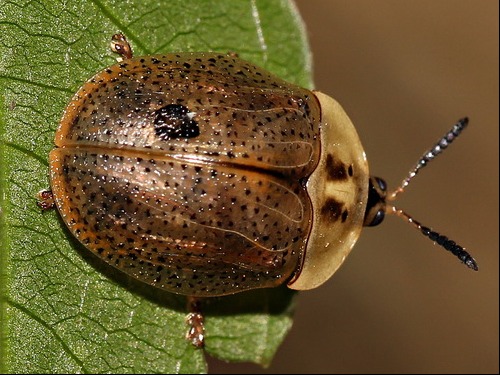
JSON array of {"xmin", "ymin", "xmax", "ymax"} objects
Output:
[
  {"xmin": 37, "ymin": 190, "xmax": 55, "ymax": 210},
  {"xmin": 185, "ymin": 297, "xmax": 205, "ymax": 348},
  {"xmin": 110, "ymin": 33, "xmax": 133, "ymax": 60}
]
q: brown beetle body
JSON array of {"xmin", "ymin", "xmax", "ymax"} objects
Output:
[
  {"xmin": 48, "ymin": 52, "xmax": 368, "ymax": 297},
  {"xmin": 40, "ymin": 34, "xmax": 477, "ymax": 348}
]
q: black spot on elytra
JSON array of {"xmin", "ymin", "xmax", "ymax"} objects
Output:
[
  {"xmin": 321, "ymin": 198, "xmax": 345, "ymax": 222},
  {"xmin": 153, "ymin": 104, "xmax": 200, "ymax": 140},
  {"xmin": 326, "ymin": 154, "xmax": 348, "ymax": 181}
]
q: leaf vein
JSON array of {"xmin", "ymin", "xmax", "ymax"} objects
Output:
[
  {"xmin": 6, "ymin": 298, "xmax": 89, "ymax": 373},
  {"xmin": 0, "ymin": 75, "xmax": 73, "ymax": 94}
]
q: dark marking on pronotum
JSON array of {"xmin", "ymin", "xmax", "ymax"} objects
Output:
[
  {"xmin": 326, "ymin": 154, "xmax": 348, "ymax": 181},
  {"xmin": 153, "ymin": 104, "xmax": 200, "ymax": 140},
  {"xmin": 320, "ymin": 197, "xmax": 345, "ymax": 222}
]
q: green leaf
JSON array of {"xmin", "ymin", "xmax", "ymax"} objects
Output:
[{"xmin": 0, "ymin": 0, "xmax": 311, "ymax": 373}]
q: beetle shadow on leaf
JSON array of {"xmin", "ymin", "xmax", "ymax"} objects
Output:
[{"xmin": 202, "ymin": 286, "xmax": 297, "ymax": 318}]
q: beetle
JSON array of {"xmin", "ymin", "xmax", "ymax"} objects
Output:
[{"xmin": 38, "ymin": 33, "xmax": 477, "ymax": 347}]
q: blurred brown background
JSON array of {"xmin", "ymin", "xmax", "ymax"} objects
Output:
[{"xmin": 208, "ymin": 0, "xmax": 498, "ymax": 373}]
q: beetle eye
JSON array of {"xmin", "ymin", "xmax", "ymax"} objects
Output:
[
  {"xmin": 368, "ymin": 208, "xmax": 385, "ymax": 227},
  {"xmin": 375, "ymin": 177, "xmax": 387, "ymax": 192},
  {"xmin": 363, "ymin": 176, "xmax": 387, "ymax": 227}
]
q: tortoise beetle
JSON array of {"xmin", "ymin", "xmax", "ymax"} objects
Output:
[{"xmin": 39, "ymin": 33, "xmax": 477, "ymax": 347}]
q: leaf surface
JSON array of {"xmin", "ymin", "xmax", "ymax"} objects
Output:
[{"xmin": 0, "ymin": 0, "xmax": 311, "ymax": 373}]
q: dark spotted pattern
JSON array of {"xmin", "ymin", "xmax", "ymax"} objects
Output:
[
  {"xmin": 153, "ymin": 104, "xmax": 200, "ymax": 140},
  {"xmin": 326, "ymin": 154, "xmax": 351, "ymax": 181},
  {"xmin": 321, "ymin": 153, "xmax": 354, "ymax": 223},
  {"xmin": 320, "ymin": 197, "xmax": 348, "ymax": 223},
  {"xmin": 50, "ymin": 53, "xmax": 322, "ymax": 297}
]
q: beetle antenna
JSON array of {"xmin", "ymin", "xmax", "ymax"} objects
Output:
[
  {"xmin": 387, "ymin": 205, "xmax": 478, "ymax": 270},
  {"xmin": 388, "ymin": 117, "xmax": 469, "ymax": 201},
  {"xmin": 378, "ymin": 117, "xmax": 477, "ymax": 270}
]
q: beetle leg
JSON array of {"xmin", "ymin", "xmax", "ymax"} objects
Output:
[
  {"xmin": 110, "ymin": 33, "xmax": 133, "ymax": 60},
  {"xmin": 37, "ymin": 190, "xmax": 55, "ymax": 210},
  {"xmin": 185, "ymin": 296, "xmax": 205, "ymax": 348}
]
